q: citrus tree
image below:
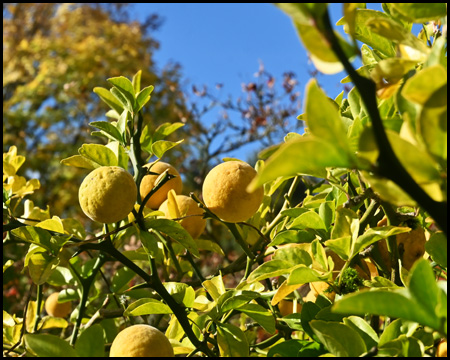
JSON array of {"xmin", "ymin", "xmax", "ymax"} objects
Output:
[{"xmin": 3, "ymin": 3, "xmax": 447, "ymax": 358}]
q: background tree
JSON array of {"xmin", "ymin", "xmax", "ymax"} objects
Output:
[{"xmin": 3, "ymin": 3, "xmax": 187, "ymax": 219}]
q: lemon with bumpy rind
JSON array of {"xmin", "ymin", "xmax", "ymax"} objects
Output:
[
  {"xmin": 202, "ymin": 161, "xmax": 264, "ymax": 223},
  {"xmin": 139, "ymin": 162, "xmax": 183, "ymax": 209},
  {"xmin": 159, "ymin": 194, "xmax": 206, "ymax": 239},
  {"xmin": 109, "ymin": 324, "xmax": 174, "ymax": 357},
  {"xmin": 79, "ymin": 166, "xmax": 137, "ymax": 224},
  {"xmin": 45, "ymin": 292, "xmax": 72, "ymax": 318}
]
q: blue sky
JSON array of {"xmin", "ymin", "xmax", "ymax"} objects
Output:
[
  {"xmin": 131, "ymin": 3, "xmax": 349, "ymax": 96},
  {"xmin": 127, "ymin": 4, "xmax": 371, "ymax": 161}
]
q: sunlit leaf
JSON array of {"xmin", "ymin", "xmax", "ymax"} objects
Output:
[
  {"xmin": 78, "ymin": 144, "xmax": 118, "ymax": 167},
  {"xmin": 93, "ymin": 87, "xmax": 124, "ymax": 114},
  {"xmin": 124, "ymin": 298, "xmax": 172, "ymax": 316},
  {"xmin": 389, "ymin": 3, "xmax": 447, "ymax": 23},
  {"xmin": 217, "ymin": 323, "xmax": 249, "ymax": 357}
]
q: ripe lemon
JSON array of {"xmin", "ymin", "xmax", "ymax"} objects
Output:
[
  {"xmin": 139, "ymin": 162, "xmax": 183, "ymax": 209},
  {"xmin": 202, "ymin": 161, "xmax": 264, "ymax": 223},
  {"xmin": 45, "ymin": 292, "xmax": 71, "ymax": 318},
  {"xmin": 79, "ymin": 166, "xmax": 137, "ymax": 224},
  {"xmin": 159, "ymin": 194, "xmax": 206, "ymax": 239},
  {"xmin": 109, "ymin": 324, "xmax": 174, "ymax": 357}
]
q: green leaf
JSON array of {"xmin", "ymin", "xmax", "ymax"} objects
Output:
[
  {"xmin": 202, "ymin": 274, "xmax": 226, "ymax": 302},
  {"xmin": 325, "ymin": 236, "xmax": 352, "ymax": 261},
  {"xmin": 300, "ymin": 302, "xmax": 322, "ymax": 342},
  {"xmin": 106, "ymin": 141, "xmax": 129, "ymax": 170},
  {"xmin": 75, "ymin": 324, "xmax": 105, "ymax": 357},
  {"xmin": 350, "ymin": 225, "xmax": 411, "ymax": 260},
  {"xmin": 330, "ymin": 208, "xmax": 359, "ymax": 240},
  {"xmin": 401, "ymin": 65, "xmax": 447, "ymax": 106},
  {"xmin": 217, "ymin": 323, "xmax": 249, "ymax": 357},
  {"xmin": 319, "ymin": 201, "xmax": 335, "ymax": 231},
  {"xmin": 378, "ymin": 335, "xmax": 424, "ymax": 357},
  {"xmin": 194, "ymin": 239, "xmax": 225, "ymax": 256},
  {"xmin": 407, "ymin": 259, "xmax": 442, "ymax": 320},
  {"xmin": 312, "ymin": 239, "xmax": 328, "ymax": 271},
  {"xmin": 164, "ymin": 282, "xmax": 195, "ymax": 308},
  {"xmin": 276, "ymin": 4, "xmax": 356, "ymax": 74},
  {"xmin": 138, "ymin": 230, "xmax": 160, "ymax": 259},
  {"xmin": 110, "ymin": 87, "xmax": 132, "ymax": 113},
  {"xmin": 268, "ymin": 229, "xmax": 316, "ymax": 246},
  {"xmin": 132, "ymin": 70, "xmax": 142, "ymax": 94},
  {"xmin": 310, "ymin": 320, "xmax": 367, "ymax": 357},
  {"xmin": 365, "ymin": 16, "xmax": 429, "ymax": 54},
  {"xmin": 124, "ymin": 298, "xmax": 172, "ymax": 316},
  {"xmin": 111, "ymin": 266, "xmax": 135, "ymax": 293},
  {"xmin": 268, "ymin": 339, "xmax": 326, "ymax": 357},
  {"xmin": 24, "ymin": 334, "xmax": 78, "ymax": 357},
  {"xmin": 89, "ymin": 121, "xmax": 123, "ymax": 143},
  {"xmin": 273, "ymin": 245, "xmax": 313, "ymax": 267},
  {"xmin": 153, "ymin": 122, "xmax": 186, "ymax": 142},
  {"xmin": 12, "ymin": 226, "xmax": 66, "ymax": 255},
  {"xmin": 152, "ymin": 140, "xmax": 184, "ymax": 159},
  {"xmin": 425, "ymin": 232, "xmax": 447, "ymax": 268},
  {"xmin": 247, "ymin": 260, "xmax": 298, "ymax": 283},
  {"xmin": 389, "ymin": 3, "xmax": 447, "ymax": 23},
  {"xmin": 287, "ymin": 266, "xmax": 331, "ymax": 286},
  {"xmin": 60, "ymin": 155, "xmax": 99, "ymax": 170},
  {"xmin": 239, "ymin": 303, "xmax": 276, "ymax": 334},
  {"xmin": 288, "ymin": 210, "xmax": 327, "ymax": 232},
  {"xmin": 304, "ymin": 80, "xmax": 353, "ymax": 155},
  {"xmin": 116, "ymin": 110, "xmax": 129, "ymax": 138},
  {"xmin": 144, "ymin": 219, "xmax": 199, "ymax": 257},
  {"xmin": 107, "ymin": 76, "xmax": 136, "ymax": 111},
  {"xmin": 135, "ymin": 85, "xmax": 154, "ymax": 112},
  {"xmin": 331, "ymin": 289, "xmax": 442, "ymax": 333},
  {"xmin": 218, "ymin": 290, "xmax": 259, "ymax": 313},
  {"xmin": 78, "ymin": 144, "xmax": 118, "ymax": 167},
  {"xmin": 248, "ymin": 136, "xmax": 356, "ymax": 191},
  {"xmin": 343, "ymin": 316, "xmax": 379, "ymax": 350},
  {"xmin": 418, "ymin": 96, "xmax": 447, "ymax": 163},
  {"xmin": 345, "ymin": 10, "xmax": 396, "ymax": 57},
  {"xmin": 358, "ymin": 128, "xmax": 444, "ymax": 202},
  {"xmin": 93, "ymin": 87, "xmax": 124, "ymax": 114}
]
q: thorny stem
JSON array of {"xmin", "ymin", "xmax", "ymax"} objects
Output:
[
  {"xmin": 70, "ymin": 252, "xmax": 106, "ymax": 346},
  {"xmin": 80, "ymin": 237, "xmax": 214, "ymax": 356},
  {"xmin": 320, "ymin": 9, "xmax": 447, "ymax": 237}
]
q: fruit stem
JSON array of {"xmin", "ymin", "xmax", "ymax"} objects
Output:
[
  {"xmin": 33, "ymin": 284, "xmax": 43, "ymax": 333},
  {"xmin": 138, "ymin": 170, "xmax": 175, "ymax": 217},
  {"xmin": 226, "ymin": 222, "xmax": 256, "ymax": 260},
  {"xmin": 70, "ymin": 252, "xmax": 106, "ymax": 346},
  {"xmin": 96, "ymin": 237, "xmax": 215, "ymax": 357}
]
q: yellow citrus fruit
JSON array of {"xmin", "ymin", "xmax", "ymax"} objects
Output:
[
  {"xmin": 139, "ymin": 162, "xmax": 183, "ymax": 209},
  {"xmin": 159, "ymin": 194, "xmax": 206, "ymax": 239},
  {"xmin": 202, "ymin": 161, "xmax": 264, "ymax": 223},
  {"xmin": 45, "ymin": 292, "xmax": 71, "ymax": 318},
  {"xmin": 437, "ymin": 339, "xmax": 447, "ymax": 357},
  {"xmin": 79, "ymin": 166, "xmax": 137, "ymax": 224},
  {"xmin": 376, "ymin": 217, "xmax": 426, "ymax": 270},
  {"xmin": 278, "ymin": 299, "xmax": 302, "ymax": 317},
  {"xmin": 109, "ymin": 324, "xmax": 174, "ymax": 357}
]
